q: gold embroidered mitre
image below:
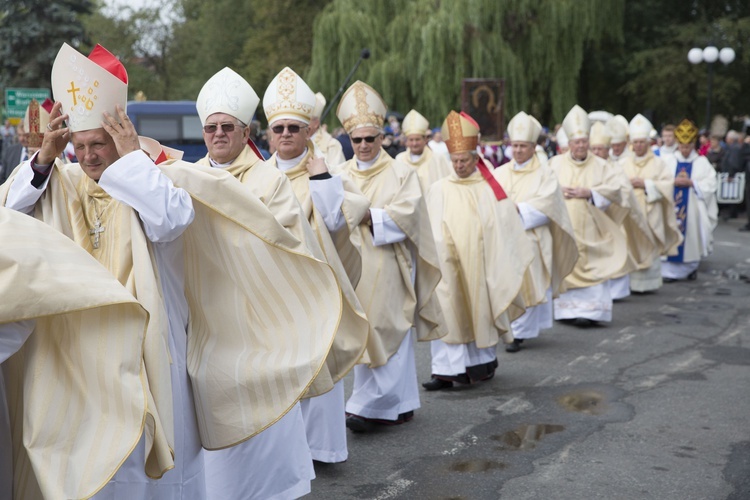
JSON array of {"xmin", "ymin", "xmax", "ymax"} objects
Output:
[
  {"xmin": 263, "ymin": 67, "xmax": 316, "ymax": 125},
  {"xmin": 23, "ymin": 98, "xmax": 54, "ymax": 148},
  {"xmin": 336, "ymin": 80, "xmax": 386, "ymax": 133},
  {"xmin": 562, "ymin": 105, "xmax": 590, "ymax": 140},
  {"xmin": 402, "ymin": 109, "xmax": 430, "ymax": 136},
  {"xmin": 441, "ymin": 111, "xmax": 479, "ymax": 154},
  {"xmin": 674, "ymin": 119, "xmax": 699, "ymax": 145},
  {"xmin": 589, "ymin": 121, "xmax": 612, "ymax": 147},
  {"xmin": 197, "ymin": 67, "xmax": 259, "ymax": 125},
  {"xmin": 507, "ymin": 111, "xmax": 542, "ymax": 143},
  {"xmin": 606, "ymin": 115, "xmax": 629, "ymax": 143},
  {"xmin": 312, "ymin": 92, "xmax": 326, "ymax": 119},
  {"xmin": 51, "ymin": 43, "xmax": 128, "ymax": 132},
  {"xmin": 629, "ymin": 113, "xmax": 653, "ymax": 141}
]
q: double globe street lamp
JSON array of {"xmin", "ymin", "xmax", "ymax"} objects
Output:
[{"xmin": 688, "ymin": 46, "xmax": 735, "ymax": 129}]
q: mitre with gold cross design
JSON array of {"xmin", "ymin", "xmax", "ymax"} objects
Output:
[
  {"xmin": 562, "ymin": 105, "xmax": 591, "ymax": 140},
  {"xmin": 402, "ymin": 109, "xmax": 430, "ymax": 137},
  {"xmin": 441, "ymin": 110, "xmax": 479, "ymax": 154},
  {"xmin": 507, "ymin": 111, "xmax": 542, "ymax": 143},
  {"xmin": 51, "ymin": 43, "xmax": 128, "ymax": 132}
]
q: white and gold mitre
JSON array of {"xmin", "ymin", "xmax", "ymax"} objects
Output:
[
  {"xmin": 606, "ymin": 114, "xmax": 629, "ymax": 143},
  {"xmin": 262, "ymin": 67, "xmax": 316, "ymax": 125},
  {"xmin": 589, "ymin": 121, "xmax": 612, "ymax": 147},
  {"xmin": 196, "ymin": 67, "xmax": 259, "ymax": 125},
  {"xmin": 629, "ymin": 113, "xmax": 653, "ymax": 141},
  {"xmin": 441, "ymin": 111, "xmax": 479, "ymax": 154},
  {"xmin": 312, "ymin": 92, "xmax": 326, "ymax": 119},
  {"xmin": 51, "ymin": 43, "xmax": 128, "ymax": 132},
  {"xmin": 556, "ymin": 127, "xmax": 569, "ymax": 148},
  {"xmin": 507, "ymin": 111, "xmax": 542, "ymax": 143},
  {"xmin": 402, "ymin": 109, "xmax": 430, "ymax": 136},
  {"xmin": 562, "ymin": 105, "xmax": 590, "ymax": 140},
  {"xmin": 336, "ymin": 80, "xmax": 386, "ymax": 133}
]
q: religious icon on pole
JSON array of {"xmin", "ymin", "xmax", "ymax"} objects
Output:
[{"xmin": 461, "ymin": 79, "xmax": 505, "ymax": 142}]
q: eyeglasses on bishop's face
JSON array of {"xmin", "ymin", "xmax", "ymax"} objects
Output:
[
  {"xmin": 351, "ymin": 135, "xmax": 381, "ymax": 144},
  {"xmin": 271, "ymin": 124, "xmax": 307, "ymax": 134},
  {"xmin": 203, "ymin": 123, "xmax": 242, "ymax": 134}
]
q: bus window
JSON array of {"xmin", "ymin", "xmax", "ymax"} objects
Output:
[{"xmin": 127, "ymin": 101, "xmax": 208, "ymax": 162}]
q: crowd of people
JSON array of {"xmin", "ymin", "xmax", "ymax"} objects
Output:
[{"xmin": 1, "ymin": 41, "xmax": 749, "ymax": 500}]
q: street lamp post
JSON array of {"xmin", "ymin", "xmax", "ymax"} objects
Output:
[{"xmin": 688, "ymin": 46, "xmax": 735, "ymax": 129}]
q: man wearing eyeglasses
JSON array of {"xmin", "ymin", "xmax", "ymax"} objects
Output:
[
  {"xmin": 195, "ymin": 67, "xmax": 339, "ymax": 500},
  {"xmin": 262, "ymin": 67, "xmax": 370, "ymax": 465},
  {"xmin": 196, "ymin": 67, "xmax": 312, "ymax": 243},
  {"xmin": 335, "ymin": 81, "xmax": 445, "ymax": 433}
]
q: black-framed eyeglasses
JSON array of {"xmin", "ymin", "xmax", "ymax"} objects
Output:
[
  {"xmin": 351, "ymin": 135, "xmax": 381, "ymax": 144},
  {"xmin": 203, "ymin": 123, "xmax": 241, "ymax": 134},
  {"xmin": 271, "ymin": 124, "xmax": 307, "ymax": 135}
]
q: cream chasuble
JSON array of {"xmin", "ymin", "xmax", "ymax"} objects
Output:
[
  {"xmin": 312, "ymin": 128, "xmax": 346, "ymax": 168},
  {"xmin": 605, "ymin": 159, "xmax": 658, "ymax": 278},
  {"xmin": 342, "ymin": 149, "xmax": 445, "ymax": 367},
  {"xmin": 2, "ymin": 163, "xmax": 177, "ymax": 488},
  {"xmin": 395, "ymin": 146, "xmax": 453, "ymax": 195},
  {"xmin": 493, "ymin": 156, "xmax": 578, "ymax": 305},
  {"xmin": 197, "ymin": 145, "xmax": 343, "ymax": 397},
  {"xmin": 0, "ymin": 207, "xmax": 150, "ymax": 500},
  {"xmin": 3, "ymin": 159, "xmax": 342, "ymax": 454},
  {"xmin": 620, "ymin": 151, "xmax": 682, "ymax": 256},
  {"xmin": 427, "ymin": 170, "xmax": 533, "ymax": 347},
  {"xmin": 266, "ymin": 142, "xmax": 370, "ymax": 391},
  {"xmin": 549, "ymin": 152, "xmax": 628, "ymax": 289},
  {"xmin": 197, "ymin": 145, "xmax": 310, "ymax": 243}
]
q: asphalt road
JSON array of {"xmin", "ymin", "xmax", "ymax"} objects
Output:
[{"xmin": 308, "ymin": 217, "xmax": 750, "ymax": 500}]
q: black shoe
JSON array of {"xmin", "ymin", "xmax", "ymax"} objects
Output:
[
  {"xmin": 398, "ymin": 411, "xmax": 414, "ymax": 422},
  {"xmin": 422, "ymin": 377, "xmax": 453, "ymax": 391},
  {"xmin": 687, "ymin": 270, "xmax": 698, "ymax": 281},
  {"xmin": 739, "ymin": 225, "xmax": 750, "ymax": 232},
  {"xmin": 573, "ymin": 317, "xmax": 595, "ymax": 327},
  {"xmin": 505, "ymin": 339, "xmax": 522, "ymax": 353},
  {"xmin": 346, "ymin": 415, "xmax": 375, "ymax": 433}
]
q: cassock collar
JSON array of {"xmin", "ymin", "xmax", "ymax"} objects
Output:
[
  {"xmin": 513, "ymin": 158, "xmax": 532, "ymax": 170},
  {"xmin": 276, "ymin": 148, "xmax": 308, "ymax": 172},
  {"xmin": 356, "ymin": 151, "xmax": 381, "ymax": 170},
  {"xmin": 410, "ymin": 152, "xmax": 423, "ymax": 163},
  {"xmin": 209, "ymin": 157, "xmax": 233, "ymax": 169},
  {"xmin": 674, "ymin": 150, "xmax": 697, "ymax": 162}
]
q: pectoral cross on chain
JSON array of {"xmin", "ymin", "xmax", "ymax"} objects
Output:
[{"xmin": 89, "ymin": 218, "xmax": 105, "ymax": 249}]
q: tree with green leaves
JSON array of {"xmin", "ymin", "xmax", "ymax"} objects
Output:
[
  {"xmin": 83, "ymin": 2, "xmax": 179, "ymax": 101},
  {"xmin": 307, "ymin": 0, "xmax": 624, "ymax": 128},
  {"xmin": 0, "ymin": 0, "xmax": 94, "ymax": 92},
  {"xmin": 166, "ymin": 0, "xmax": 330, "ymax": 110},
  {"xmin": 589, "ymin": 0, "xmax": 750, "ymax": 128}
]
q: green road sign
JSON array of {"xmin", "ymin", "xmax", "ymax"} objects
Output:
[{"xmin": 5, "ymin": 88, "xmax": 51, "ymax": 119}]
